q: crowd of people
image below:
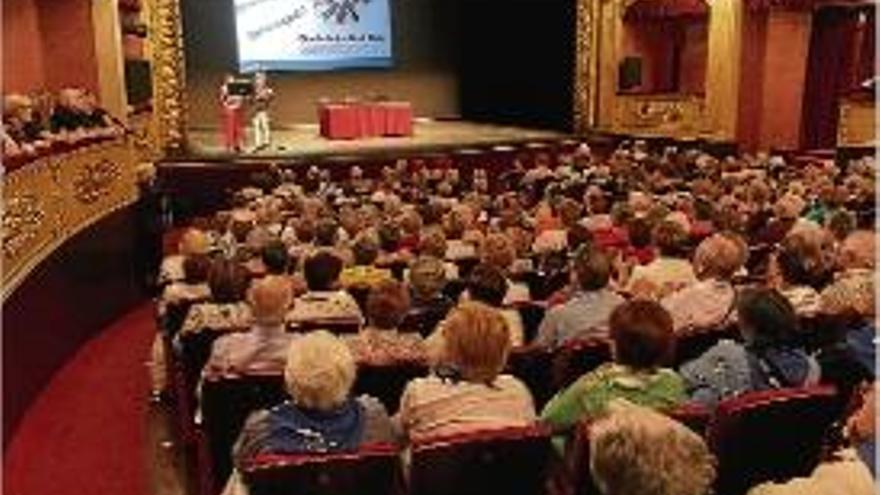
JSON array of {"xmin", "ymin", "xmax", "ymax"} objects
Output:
[
  {"xmin": 2, "ymin": 87, "xmax": 125, "ymax": 163},
  {"xmin": 154, "ymin": 140, "xmax": 876, "ymax": 495}
]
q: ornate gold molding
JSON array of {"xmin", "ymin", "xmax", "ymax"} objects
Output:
[
  {"xmin": 150, "ymin": 0, "xmax": 188, "ymax": 153},
  {"xmin": 579, "ymin": 0, "xmax": 741, "ymax": 141},
  {"xmin": 2, "ymin": 138, "xmax": 140, "ymax": 300}
]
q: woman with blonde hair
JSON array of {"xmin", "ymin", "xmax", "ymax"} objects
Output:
[
  {"xmin": 396, "ymin": 302, "xmax": 536, "ymax": 442},
  {"xmin": 590, "ymin": 400, "xmax": 716, "ymax": 495}
]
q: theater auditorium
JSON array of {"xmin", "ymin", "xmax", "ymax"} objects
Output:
[{"xmin": 3, "ymin": 0, "xmax": 877, "ymax": 494}]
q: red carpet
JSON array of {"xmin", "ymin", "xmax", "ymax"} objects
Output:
[{"xmin": 5, "ymin": 302, "xmax": 155, "ymax": 495}]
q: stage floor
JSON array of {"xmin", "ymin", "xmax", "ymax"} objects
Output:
[{"xmin": 185, "ymin": 119, "xmax": 568, "ymax": 160}]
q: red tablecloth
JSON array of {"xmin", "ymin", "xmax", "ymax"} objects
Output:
[{"xmin": 319, "ymin": 102, "xmax": 413, "ymax": 139}]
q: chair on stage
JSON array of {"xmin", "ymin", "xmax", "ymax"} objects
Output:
[
  {"xmin": 240, "ymin": 443, "xmax": 402, "ymax": 495},
  {"xmin": 708, "ymin": 385, "xmax": 842, "ymax": 495},
  {"xmin": 409, "ymin": 424, "xmax": 553, "ymax": 495}
]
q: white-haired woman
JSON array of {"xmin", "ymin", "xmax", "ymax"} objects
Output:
[
  {"xmin": 223, "ymin": 330, "xmax": 395, "ymax": 495},
  {"xmin": 590, "ymin": 400, "xmax": 716, "ymax": 495}
]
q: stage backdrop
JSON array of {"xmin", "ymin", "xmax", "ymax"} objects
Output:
[{"xmin": 182, "ymin": 0, "xmax": 459, "ymax": 127}]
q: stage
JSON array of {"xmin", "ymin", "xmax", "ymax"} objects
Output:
[{"xmin": 183, "ymin": 119, "xmax": 569, "ymax": 161}]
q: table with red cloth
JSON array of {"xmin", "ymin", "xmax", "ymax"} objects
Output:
[{"xmin": 319, "ymin": 101, "xmax": 413, "ymax": 140}]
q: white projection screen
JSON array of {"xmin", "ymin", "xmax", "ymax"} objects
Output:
[{"xmin": 234, "ymin": 0, "xmax": 393, "ymax": 72}]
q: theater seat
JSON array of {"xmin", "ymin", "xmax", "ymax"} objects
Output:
[
  {"xmin": 352, "ymin": 360, "xmax": 429, "ymax": 413},
  {"xmin": 409, "ymin": 424, "xmax": 553, "ymax": 495},
  {"xmin": 708, "ymin": 385, "xmax": 842, "ymax": 495},
  {"xmin": 673, "ymin": 324, "xmax": 739, "ymax": 367},
  {"xmin": 240, "ymin": 442, "xmax": 401, "ymax": 495},
  {"xmin": 506, "ymin": 346, "xmax": 555, "ymax": 409},
  {"xmin": 551, "ymin": 338, "xmax": 612, "ymax": 391},
  {"xmin": 200, "ymin": 375, "xmax": 287, "ymax": 493}
]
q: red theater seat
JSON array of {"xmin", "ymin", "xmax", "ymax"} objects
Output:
[
  {"xmin": 506, "ymin": 345, "xmax": 556, "ymax": 409},
  {"xmin": 200, "ymin": 375, "xmax": 287, "ymax": 493},
  {"xmin": 551, "ymin": 338, "xmax": 613, "ymax": 391},
  {"xmin": 240, "ymin": 442, "xmax": 401, "ymax": 495},
  {"xmin": 708, "ymin": 385, "xmax": 843, "ymax": 495},
  {"xmin": 352, "ymin": 360, "xmax": 429, "ymax": 414},
  {"xmin": 409, "ymin": 424, "xmax": 553, "ymax": 495}
]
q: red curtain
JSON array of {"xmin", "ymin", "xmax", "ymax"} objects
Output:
[{"xmin": 800, "ymin": 7, "xmax": 866, "ymax": 149}]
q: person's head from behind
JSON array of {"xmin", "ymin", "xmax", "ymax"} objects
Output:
[
  {"xmin": 314, "ymin": 219, "xmax": 339, "ymax": 247},
  {"xmin": 352, "ymin": 234, "xmax": 380, "ymax": 267},
  {"xmin": 367, "ymin": 279, "xmax": 411, "ymax": 330},
  {"xmin": 776, "ymin": 227, "xmax": 834, "ymax": 288},
  {"xmin": 736, "ymin": 288, "xmax": 799, "ymax": 348},
  {"xmin": 183, "ymin": 254, "xmax": 212, "ymax": 285},
  {"xmin": 284, "ymin": 331, "xmax": 356, "ymax": 411},
  {"xmin": 590, "ymin": 400, "xmax": 716, "ymax": 495},
  {"xmin": 419, "ymin": 227, "xmax": 447, "ymax": 259},
  {"xmin": 303, "ymin": 251, "xmax": 343, "ymax": 291},
  {"xmin": 652, "ymin": 220, "xmax": 688, "ymax": 258},
  {"xmin": 261, "ymin": 240, "xmax": 290, "ymax": 275},
  {"xmin": 573, "ymin": 246, "xmax": 612, "ymax": 292},
  {"xmin": 208, "ymin": 259, "xmax": 249, "ymax": 304},
  {"xmin": 377, "ymin": 221, "xmax": 401, "ymax": 253},
  {"xmin": 692, "ymin": 234, "xmax": 743, "ymax": 281},
  {"xmin": 609, "ymin": 300, "xmax": 674, "ymax": 370},
  {"xmin": 826, "ymin": 209, "xmax": 856, "ymax": 242},
  {"xmin": 248, "ymin": 275, "xmax": 293, "ymax": 326},
  {"xmin": 178, "ymin": 228, "xmax": 210, "ymax": 257},
  {"xmin": 409, "ymin": 256, "xmax": 447, "ymax": 302},
  {"xmin": 838, "ymin": 230, "xmax": 876, "ymax": 271},
  {"xmin": 467, "ymin": 263, "xmax": 508, "ymax": 307},
  {"xmin": 627, "ymin": 217, "xmax": 653, "ymax": 249},
  {"xmin": 482, "ymin": 233, "xmax": 516, "ymax": 273},
  {"xmin": 441, "ymin": 302, "xmax": 511, "ymax": 383}
]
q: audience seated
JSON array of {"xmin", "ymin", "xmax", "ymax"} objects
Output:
[
  {"xmin": 535, "ymin": 246, "xmax": 624, "ymax": 348},
  {"xmin": 224, "ymin": 330, "xmax": 395, "ymax": 495},
  {"xmin": 623, "ymin": 219, "xmax": 697, "ymax": 299},
  {"xmin": 772, "ymin": 227, "xmax": 834, "ymax": 316},
  {"xmin": 339, "ymin": 234, "xmax": 392, "ymax": 289},
  {"xmin": 679, "ymin": 288, "xmax": 820, "ymax": 407},
  {"xmin": 159, "ymin": 228, "xmax": 212, "ymax": 286},
  {"xmin": 202, "ymin": 276, "xmax": 297, "ymax": 380},
  {"xmin": 462, "ymin": 263, "xmax": 525, "ymax": 347},
  {"xmin": 2, "ymin": 87, "xmax": 124, "ymax": 164},
  {"xmin": 589, "ymin": 400, "xmax": 716, "ymax": 495},
  {"xmin": 159, "ymin": 254, "xmax": 213, "ymax": 317},
  {"xmin": 147, "ymin": 138, "xmax": 877, "ymax": 494},
  {"xmin": 286, "ymin": 251, "xmax": 363, "ymax": 325},
  {"xmin": 396, "ymin": 302, "xmax": 536, "ymax": 442},
  {"xmin": 661, "ymin": 233, "xmax": 744, "ymax": 333},
  {"xmin": 541, "ymin": 300, "xmax": 685, "ymax": 452},
  {"xmin": 343, "ymin": 279, "xmax": 425, "ymax": 365}
]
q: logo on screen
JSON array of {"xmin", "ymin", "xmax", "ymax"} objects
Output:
[{"xmin": 314, "ymin": 0, "xmax": 370, "ymax": 24}]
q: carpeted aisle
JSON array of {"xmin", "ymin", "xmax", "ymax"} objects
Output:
[{"xmin": 5, "ymin": 302, "xmax": 156, "ymax": 495}]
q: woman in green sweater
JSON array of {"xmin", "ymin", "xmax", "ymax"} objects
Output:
[{"xmin": 540, "ymin": 299, "xmax": 686, "ymax": 452}]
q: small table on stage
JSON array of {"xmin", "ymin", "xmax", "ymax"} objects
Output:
[{"xmin": 319, "ymin": 101, "xmax": 414, "ymax": 140}]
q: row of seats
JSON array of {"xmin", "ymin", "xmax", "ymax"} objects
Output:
[{"xmin": 192, "ymin": 381, "xmax": 841, "ymax": 495}]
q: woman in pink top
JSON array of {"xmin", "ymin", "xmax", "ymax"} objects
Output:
[{"xmin": 395, "ymin": 302, "xmax": 536, "ymax": 442}]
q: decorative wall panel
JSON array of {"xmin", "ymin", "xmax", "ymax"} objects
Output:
[{"xmin": 2, "ymin": 138, "xmax": 139, "ymax": 299}]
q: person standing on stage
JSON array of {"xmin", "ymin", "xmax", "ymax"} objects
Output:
[
  {"xmin": 251, "ymin": 70, "xmax": 274, "ymax": 151},
  {"xmin": 220, "ymin": 73, "xmax": 245, "ymax": 152}
]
